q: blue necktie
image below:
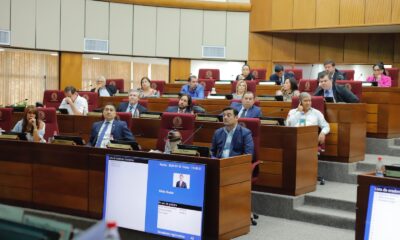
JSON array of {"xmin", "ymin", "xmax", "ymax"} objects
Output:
[
  {"xmin": 240, "ymin": 109, "xmax": 247, "ymax": 118},
  {"xmin": 324, "ymin": 90, "xmax": 329, "ymax": 97},
  {"xmin": 128, "ymin": 105, "xmax": 134, "ymax": 113},
  {"xmin": 95, "ymin": 121, "xmax": 110, "ymax": 147}
]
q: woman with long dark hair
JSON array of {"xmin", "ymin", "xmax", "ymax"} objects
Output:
[{"xmin": 12, "ymin": 105, "xmax": 46, "ymax": 142}]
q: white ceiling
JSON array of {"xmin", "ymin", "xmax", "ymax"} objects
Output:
[{"xmin": 269, "ymin": 24, "xmax": 400, "ymax": 33}]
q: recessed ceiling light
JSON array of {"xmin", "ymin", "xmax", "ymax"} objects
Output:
[
  {"xmin": 92, "ymin": 57, "xmax": 101, "ymax": 60},
  {"xmin": 50, "ymin": 53, "xmax": 58, "ymax": 56},
  {"xmin": 0, "ymin": 49, "xmax": 4, "ymax": 52}
]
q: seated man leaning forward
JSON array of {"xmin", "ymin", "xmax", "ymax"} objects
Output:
[
  {"xmin": 286, "ymin": 92, "xmax": 330, "ymax": 145},
  {"xmin": 313, "ymin": 72, "xmax": 359, "ymax": 103},
  {"xmin": 180, "ymin": 75, "xmax": 205, "ymax": 99},
  {"xmin": 211, "ymin": 107, "xmax": 254, "ymax": 159},
  {"xmin": 59, "ymin": 86, "xmax": 88, "ymax": 115},
  {"xmin": 165, "ymin": 94, "xmax": 205, "ymax": 114},
  {"xmin": 117, "ymin": 89, "xmax": 148, "ymax": 117},
  {"xmin": 89, "ymin": 104, "xmax": 135, "ymax": 148},
  {"xmin": 231, "ymin": 91, "xmax": 262, "ymax": 118}
]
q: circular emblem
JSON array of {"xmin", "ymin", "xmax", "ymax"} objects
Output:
[
  {"xmin": 305, "ymin": 81, "xmax": 311, "ymax": 91},
  {"xmin": 110, "ymin": 81, "xmax": 116, "ymax": 86},
  {"xmin": 252, "ymin": 70, "xmax": 259, "ymax": 78},
  {"xmin": 172, "ymin": 116, "xmax": 183, "ymax": 129},
  {"xmin": 151, "ymin": 83, "xmax": 157, "ymax": 89},
  {"xmin": 51, "ymin": 92, "xmax": 58, "ymax": 101},
  {"xmin": 205, "ymin": 70, "xmax": 213, "ymax": 79},
  {"xmin": 345, "ymin": 83, "xmax": 352, "ymax": 90},
  {"xmin": 38, "ymin": 111, "xmax": 46, "ymax": 121}
]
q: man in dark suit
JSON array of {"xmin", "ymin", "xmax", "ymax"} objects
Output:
[
  {"xmin": 211, "ymin": 107, "xmax": 254, "ymax": 159},
  {"xmin": 175, "ymin": 174, "xmax": 187, "ymax": 188},
  {"xmin": 90, "ymin": 76, "xmax": 117, "ymax": 96},
  {"xmin": 269, "ymin": 65, "xmax": 295, "ymax": 85},
  {"xmin": 317, "ymin": 60, "xmax": 345, "ymax": 82},
  {"xmin": 165, "ymin": 94, "xmax": 205, "ymax": 114},
  {"xmin": 231, "ymin": 92, "xmax": 262, "ymax": 118},
  {"xmin": 89, "ymin": 104, "xmax": 135, "ymax": 148},
  {"xmin": 314, "ymin": 72, "xmax": 359, "ymax": 103},
  {"xmin": 117, "ymin": 89, "xmax": 147, "ymax": 117}
]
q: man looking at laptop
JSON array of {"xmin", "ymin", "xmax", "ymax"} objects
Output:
[{"xmin": 313, "ymin": 72, "xmax": 359, "ymax": 103}]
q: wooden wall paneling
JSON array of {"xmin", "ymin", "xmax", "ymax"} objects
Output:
[
  {"xmin": 248, "ymin": 33, "xmax": 272, "ymax": 61},
  {"xmin": 315, "ymin": 0, "xmax": 340, "ymax": 27},
  {"xmin": 339, "ymin": 0, "xmax": 365, "ymax": 26},
  {"xmin": 392, "ymin": 0, "xmax": 400, "ymax": 23},
  {"xmin": 271, "ymin": 33, "xmax": 296, "ymax": 62},
  {"xmin": 368, "ymin": 34, "xmax": 394, "ymax": 63},
  {"xmin": 365, "ymin": 0, "xmax": 392, "ymax": 24},
  {"xmin": 170, "ymin": 58, "xmax": 191, "ymax": 82},
  {"xmin": 344, "ymin": 34, "xmax": 369, "ymax": 63},
  {"xmin": 249, "ymin": 0, "xmax": 272, "ymax": 31},
  {"xmin": 319, "ymin": 34, "xmax": 344, "ymax": 63},
  {"xmin": 60, "ymin": 53, "xmax": 83, "ymax": 90},
  {"xmin": 270, "ymin": 0, "xmax": 293, "ymax": 30},
  {"xmin": 394, "ymin": 33, "xmax": 400, "ymax": 63},
  {"xmin": 295, "ymin": 34, "xmax": 320, "ymax": 63},
  {"xmin": 292, "ymin": 0, "xmax": 316, "ymax": 29}
]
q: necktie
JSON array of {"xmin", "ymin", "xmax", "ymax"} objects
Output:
[
  {"xmin": 95, "ymin": 122, "xmax": 110, "ymax": 147},
  {"xmin": 240, "ymin": 109, "xmax": 247, "ymax": 118},
  {"xmin": 128, "ymin": 105, "xmax": 134, "ymax": 113},
  {"xmin": 324, "ymin": 90, "xmax": 329, "ymax": 97}
]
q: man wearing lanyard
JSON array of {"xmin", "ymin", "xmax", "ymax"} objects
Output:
[
  {"xmin": 117, "ymin": 89, "xmax": 147, "ymax": 117},
  {"xmin": 210, "ymin": 107, "xmax": 254, "ymax": 159},
  {"xmin": 231, "ymin": 91, "xmax": 262, "ymax": 118},
  {"xmin": 89, "ymin": 104, "xmax": 135, "ymax": 148},
  {"xmin": 314, "ymin": 72, "xmax": 359, "ymax": 103}
]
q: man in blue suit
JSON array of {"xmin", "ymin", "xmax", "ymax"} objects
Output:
[
  {"xmin": 117, "ymin": 89, "xmax": 147, "ymax": 117},
  {"xmin": 165, "ymin": 94, "xmax": 205, "ymax": 114},
  {"xmin": 211, "ymin": 107, "xmax": 254, "ymax": 159},
  {"xmin": 269, "ymin": 65, "xmax": 295, "ymax": 85},
  {"xmin": 89, "ymin": 104, "xmax": 135, "ymax": 148},
  {"xmin": 231, "ymin": 91, "xmax": 262, "ymax": 118}
]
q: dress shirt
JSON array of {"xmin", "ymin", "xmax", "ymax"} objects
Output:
[
  {"xmin": 222, "ymin": 124, "xmax": 238, "ymax": 158},
  {"xmin": 96, "ymin": 120, "xmax": 114, "ymax": 148},
  {"xmin": 286, "ymin": 108, "xmax": 330, "ymax": 135}
]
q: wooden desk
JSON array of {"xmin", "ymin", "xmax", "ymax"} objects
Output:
[
  {"xmin": 356, "ymin": 173, "xmax": 400, "ymax": 240},
  {"xmin": 362, "ymin": 87, "xmax": 400, "ymax": 138},
  {"xmin": 0, "ymin": 140, "xmax": 251, "ymax": 240}
]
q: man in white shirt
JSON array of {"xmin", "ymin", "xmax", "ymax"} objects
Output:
[
  {"xmin": 59, "ymin": 86, "xmax": 88, "ymax": 115},
  {"xmin": 286, "ymin": 92, "xmax": 330, "ymax": 145}
]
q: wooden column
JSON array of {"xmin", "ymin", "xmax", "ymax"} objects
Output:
[
  {"xmin": 60, "ymin": 53, "xmax": 83, "ymax": 90},
  {"xmin": 170, "ymin": 58, "xmax": 191, "ymax": 83}
]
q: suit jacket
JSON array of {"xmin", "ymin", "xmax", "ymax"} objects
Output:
[
  {"xmin": 231, "ymin": 102, "xmax": 262, "ymax": 118},
  {"xmin": 314, "ymin": 84, "xmax": 359, "ymax": 103},
  {"xmin": 165, "ymin": 105, "xmax": 205, "ymax": 114},
  {"xmin": 318, "ymin": 69, "xmax": 345, "ymax": 82},
  {"xmin": 90, "ymin": 85, "xmax": 117, "ymax": 96},
  {"xmin": 89, "ymin": 119, "xmax": 135, "ymax": 146},
  {"xmin": 117, "ymin": 102, "xmax": 147, "ymax": 114},
  {"xmin": 176, "ymin": 181, "xmax": 187, "ymax": 188},
  {"xmin": 269, "ymin": 72, "xmax": 295, "ymax": 85},
  {"xmin": 211, "ymin": 125, "xmax": 254, "ymax": 160}
]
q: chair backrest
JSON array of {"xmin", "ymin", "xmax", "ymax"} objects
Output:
[
  {"xmin": 198, "ymin": 69, "xmax": 220, "ymax": 80},
  {"xmin": 341, "ymin": 70, "xmax": 355, "ymax": 80},
  {"xmin": 156, "ymin": 112, "xmax": 195, "ymax": 151},
  {"xmin": 37, "ymin": 107, "xmax": 59, "ymax": 141},
  {"xmin": 138, "ymin": 99, "xmax": 148, "ymax": 108},
  {"xmin": 43, "ymin": 90, "xmax": 64, "ymax": 109},
  {"xmin": 150, "ymin": 80, "xmax": 166, "ymax": 95},
  {"xmin": 299, "ymin": 79, "xmax": 319, "ymax": 93},
  {"xmin": 168, "ymin": 98, "xmax": 197, "ymax": 107},
  {"xmin": 231, "ymin": 99, "xmax": 260, "ymax": 107},
  {"xmin": 291, "ymin": 96, "xmax": 325, "ymax": 114},
  {"xmin": 116, "ymin": 112, "xmax": 132, "ymax": 129},
  {"xmin": 386, "ymin": 68, "xmax": 399, "ymax": 87},
  {"xmin": 285, "ymin": 68, "xmax": 303, "ymax": 80},
  {"xmin": 250, "ymin": 68, "xmax": 267, "ymax": 80},
  {"xmin": 106, "ymin": 79, "xmax": 124, "ymax": 92},
  {"xmin": 0, "ymin": 108, "xmax": 13, "ymax": 131},
  {"xmin": 199, "ymin": 79, "xmax": 216, "ymax": 92},
  {"xmin": 336, "ymin": 80, "xmax": 362, "ymax": 99},
  {"xmin": 78, "ymin": 91, "xmax": 98, "ymax": 112},
  {"xmin": 238, "ymin": 118, "xmax": 260, "ymax": 161},
  {"xmin": 231, "ymin": 80, "xmax": 257, "ymax": 95}
]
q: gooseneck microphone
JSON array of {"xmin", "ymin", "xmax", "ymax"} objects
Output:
[{"xmin": 182, "ymin": 124, "xmax": 203, "ymax": 145}]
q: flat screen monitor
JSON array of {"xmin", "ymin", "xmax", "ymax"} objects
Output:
[
  {"xmin": 103, "ymin": 155, "xmax": 206, "ymax": 240},
  {"xmin": 178, "ymin": 144, "xmax": 211, "ymax": 158},
  {"xmin": 54, "ymin": 135, "xmax": 85, "ymax": 145},
  {"xmin": 364, "ymin": 185, "xmax": 400, "ymax": 240}
]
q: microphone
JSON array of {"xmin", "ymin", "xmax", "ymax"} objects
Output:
[
  {"xmin": 10, "ymin": 98, "xmax": 28, "ymax": 107},
  {"xmin": 308, "ymin": 64, "xmax": 314, "ymax": 80},
  {"xmin": 182, "ymin": 124, "xmax": 203, "ymax": 145}
]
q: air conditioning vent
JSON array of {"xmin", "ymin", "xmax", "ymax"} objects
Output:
[
  {"xmin": 84, "ymin": 38, "xmax": 108, "ymax": 53},
  {"xmin": 202, "ymin": 46, "xmax": 225, "ymax": 59},
  {"xmin": 0, "ymin": 30, "xmax": 10, "ymax": 45}
]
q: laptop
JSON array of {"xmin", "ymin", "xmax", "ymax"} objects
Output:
[
  {"xmin": 177, "ymin": 144, "xmax": 211, "ymax": 158},
  {"xmin": 58, "ymin": 108, "xmax": 69, "ymax": 114},
  {"xmin": 324, "ymin": 97, "xmax": 334, "ymax": 103},
  {"xmin": 110, "ymin": 140, "xmax": 140, "ymax": 151},
  {"xmin": 54, "ymin": 135, "xmax": 85, "ymax": 145}
]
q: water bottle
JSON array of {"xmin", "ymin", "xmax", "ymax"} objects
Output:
[
  {"xmin": 105, "ymin": 221, "xmax": 120, "ymax": 240},
  {"xmin": 375, "ymin": 156, "xmax": 385, "ymax": 177},
  {"xmin": 299, "ymin": 112, "xmax": 306, "ymax": 126}
]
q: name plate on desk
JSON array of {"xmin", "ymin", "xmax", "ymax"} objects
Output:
[
  {"xmin": 215, "ymin": 81, "xmax": 232, "ymax": 85},
  {"xmin": 207, "ymin": 95, "xmax": 225, "ymax": 99},
  {"xmin": 0, "ymin": 134, "xmax": 18, "ymax": 140},
  {"xmin": 140, "ymin": 113, "xmax": 161, "ymax": 119},
  {"xmin": 259, "ymin": 81, "xmax": 276, "ymax": 85},
  {"xmin": 161, "ymin": 94, "xmax": 179, "ymax": 98},
  {"xmin": 385, "ymin": 165, "xmax": 400, "ymax": 178},
  {"xmin": 52, "ymin": 139, "xmax": 75, "ymax": 145},
  {"xmin": 87, "ymin": 112, "xmax": 103, "ymax": 116},
  {"xmin": 258, "ymin": 96, "xmax": 276, "ymax": 101},
  {"xmin": 107, "ymin": 143, "xmax": 132, "ymax": 151},
  {"xmin": 196, "ymin": 115, "xmax": 220, "ymax": 122},
  {"xmin": 172, "ymin": 148, "xmax": 198, "ymax": 156}
]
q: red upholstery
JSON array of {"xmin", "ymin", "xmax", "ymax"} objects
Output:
[
  {"xmin": 106, "ymin": 79, "xmax": 124, "ymax": 92},
  {"xmin": 291, "ymin": 96, "xmax": 325, "ymax": 114},
  {"xmin": 336, "ymin": 80, "xmax": 362, "ymax": 100},
  {"xmin": 387, "ymin": 68, "xmax": 399, "ymax": 87},
  {"xmin": 341, "ymin": 70, "xmax": 355, "ymax": 80},
  {"xmin": 78, "ymin": 91, "xmax": 98, "ymax": 112},
  {"xmin": 299, "ymin": 80, "xmax": 319, "ymax": 93},
  {"xmin": 43, "ymin": 90, "xmax": 64, "ymax": 109},
  {"xmin": 151, "ymin": 80, "xmax": 166, "ymax": 95},
  {"xmin": 168, "ymin": 98, "xmax": 197, "ymax": 106},
  {"xmin": 231, "ymin": 80, "xmax": 257, "ymax": 95},
  {"xmin": 0, "ymin": 108, "xmax": 13, "ymax": 131},
  {"xmin": 116, "ymin": 112, "xmax": 132, "ymax": 129},
  {"xmin": 156, "ymin": 113, "xmax": 195, "ymax": 151},
  {"xmin": 198, "ymin": 69, "xmax": 220, "ymax": 80},
  {"xmin": 238, "ymin": 118, "xmax": 260, "ymax": 161},
  {"xmin": 285, "ymin": 68, "xmax": 303, "ymax": 80},
  {"xmin": 199, "ymin": 79, "xmax": 216, "ymax": 92},
  {"xmin": 37, "ymin": 107, "xmax": 59, "ymax": 141},
  {"xmin": 231, "ymin": 99, "xmax": 260, "ymax": 107},
  {"xmin": 138, "ymin": 99, "xmax": 148, "ymax": 108},
  {"xmin": 250, "ymin": 68, "xmax": 267, "ymax": 80}
]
